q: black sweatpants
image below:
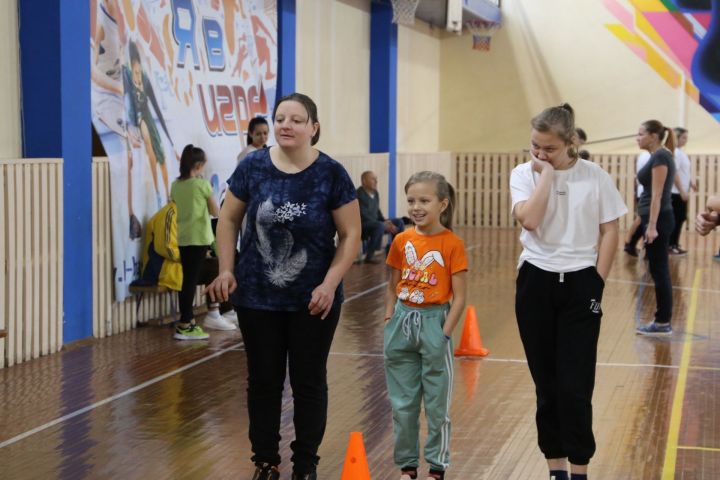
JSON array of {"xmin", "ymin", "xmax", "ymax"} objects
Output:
[
  {"xmin": 237, "ymin": 304, "xmax": 341, "ymax": 474},
  {"xmin": 669, "ymin": 193, "xmax": 688, "ymax": 248},
  {"xmin": 178, "ymin": 245, "xmax": 209, "ymax": 324},
  {"xmin": 641, "ymin": 210, "xmax": 675, "ymax": 324},
  {"xmin": 515, "ymin": 262, "xmax": 604, "ymax": 466}
]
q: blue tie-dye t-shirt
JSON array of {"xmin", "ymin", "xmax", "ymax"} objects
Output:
[{"xmin": 227, "ymin": 148, "xmax": 357, "ymax": 311}]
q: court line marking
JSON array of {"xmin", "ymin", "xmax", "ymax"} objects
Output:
[
  {"xmin": 662, "ymin": 268, "xmax": 702, "ymax": 479},
  {"xmin": 0, "ymin": 241, "xmax": 709, "ymax": 451},
  {"xmin": 0, "ymin": 341, "xmax": 245, "ymax": 450},
  {"xmin": 328, "ymin": 352, "xmax": 720, "ymax": 372},
  {"xmin": 0, "ymin": 242, "xmax": 491, "ymax": 451},
  {"xmin": 677, "ymin": 445, "xmax": 720, "ymax": 453},
  {"xmin": 607, "ymin": 276, "xmax": 720, "ymax": 295}
]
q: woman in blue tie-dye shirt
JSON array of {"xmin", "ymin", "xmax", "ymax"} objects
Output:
[{"xmin": 207, "ymin": 93, "xmax": 361, "ymax": 480}]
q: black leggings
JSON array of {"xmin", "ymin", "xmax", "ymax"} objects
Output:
[
  {"xmin": 669, "ymin": 194, "xmax": 688, "ymax": 248},
  {"xmin": 178, "ymin": 245, "xmax": 209, "ymax": 324},
  {"xmin": 641, "ymin": 210, "xmax": 675, "ymax": 324},
  {"xmin": 237, "ymin": 305, "xmax": 341, "ymax": 474}
]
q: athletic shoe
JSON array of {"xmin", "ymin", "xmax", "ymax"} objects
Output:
[
  {"xmin": 221, "ymin": 309, "xmax": 239, "ymax": 328},
  {"xmin": 669, "ymin": 246, "xmax": 687, "ymax": 256},
  {"xmin": 291, "ymin": 472, "xmax": 317, "ymax": 480},
  {"xmin": 636, "ymin": 322, "xmax": 672, "ymax": 336},
  {"xmin": 251, "ymin": 463, "xmax": 280, "ymax": 480},
  {"xmin": 623, "ymin": 243, "xmax": 638, "ymax": 257},
  {"xmin": 203, "ymin": 310, "xmax": 237, "ymax": 330},
  {"xmin": 400, "ymin": 467, "xmax": 418, "ymax": 479},
  {"xmin": 129, "ymin": 214, "xmax": 142, "ymax": 240},
  {"xmin": 173, "ymin": 323, "xmax": 209, "ymax": 340},
  {"xmin": 426, "ymin": 470, "xmax": 445, "ymax": 480}
]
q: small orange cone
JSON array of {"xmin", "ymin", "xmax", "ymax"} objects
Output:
[
  {"xmin": 340, "ymin": 432, "xmax": 371, "ymax": 480},
  {"xmin": 454, "ymin": 305, "xmax": 489, "ymax": 357}
]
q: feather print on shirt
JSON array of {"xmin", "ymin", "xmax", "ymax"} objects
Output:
[{"xmin": 255, "ymin": 198, "xmax": 308, "ymax": 287}]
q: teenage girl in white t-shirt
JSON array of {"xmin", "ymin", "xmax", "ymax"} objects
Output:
[{"xmin": 510, "ymin": 104, "xmax": 627, "ymax": 480}]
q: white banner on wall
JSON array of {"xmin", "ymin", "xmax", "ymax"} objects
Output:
[{"xmin": 90, "ymin": 0, "xmax": 277, "ymax": 301}]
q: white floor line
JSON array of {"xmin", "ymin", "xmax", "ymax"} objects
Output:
[
  {"xmin": 328, "ymin": 351, "xmax": 690, "ymax": 370},
  {"xmin": 344, "ymin": 282, "xmax": 388, "ymax": 302},
  {"xmin": 0, "ymin": 245, "xmax": 449, "ymax": 451},
  {"xmin": 0, "ymin": 341, "xmax": 244, "ymax": 450},
  {"xmin": 607, "ymin": 277, "xmax": 720, "ymax": 295}
]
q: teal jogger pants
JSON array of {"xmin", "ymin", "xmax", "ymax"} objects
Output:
[{"xmin": 384, "ymin": 300, "xmax": 453, "ymax": 471}]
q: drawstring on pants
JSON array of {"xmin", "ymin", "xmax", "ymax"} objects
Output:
[{"xmin": 401, "ymin": 310, "xmax": 423, "ymax": 345}]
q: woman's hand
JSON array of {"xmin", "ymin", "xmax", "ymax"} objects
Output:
[
  {"xmin": 308, "ymin": 282, "xmax": 336, "ymax": 319},
  {"xmin": 205, "ymin": 270, "xmax": 237, "ymax": 303},
  {"xmin": 696, "ymin": 211, "xmax": 719, "ymax": 236},
  {"xmin": 645, "ymin": 224, "xmax": 658, "ymax": 244}
]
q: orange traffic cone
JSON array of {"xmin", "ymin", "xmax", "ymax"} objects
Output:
[
  {"xmin": 454, "ymin": 305, "xmax": 489, "ymax": 357},
  {"xmin": 340, "ymin": 432, "xmax": 371, "ymax": 480}
]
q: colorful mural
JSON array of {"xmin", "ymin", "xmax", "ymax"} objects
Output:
[
  {"xmin": 604, "ymin": 0, "xmax": 719, "ymax": 122},
  {"xmin": 91, "ymin": 0, "xmax": 278, "ymax": 300}
]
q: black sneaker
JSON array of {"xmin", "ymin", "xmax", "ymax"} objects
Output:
[
  {"xmin": 669, "ymin": 246, "xmax": 687, "ymax": 256},
  {"xmin": 251, "ymin": 463, "xmax": 280, "ymax": 480},
  {"xmin": 400, "ymin": 466, "xmax": 418, "ymax": 479},
  {"xmin": 623, "ymin": 243, "xmax": 638, "ymax": 257},
  {"xmin": 291, "ymin": 472, "xmax": 317, "ymax": 480}
]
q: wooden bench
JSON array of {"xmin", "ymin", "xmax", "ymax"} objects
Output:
[{"xmin": 128, "ymin": 284, "xmax": 177, "ymax": 326}]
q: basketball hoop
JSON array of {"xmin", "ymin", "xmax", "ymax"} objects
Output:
[
  {"xmin": 465, "ymin": 20, "xmax": 500, "ymax": 52},
  {"xmin": 391, "ymin": 0, "xmax": 420, "ymax": 26}
]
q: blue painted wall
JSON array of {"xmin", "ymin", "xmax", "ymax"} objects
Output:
[
  {"xmin": 19, "ymin": 0, "xmax": 93, "ymax": 342},
  {"xmin": 277, "ymin": 0, "xmax": 296, "ymax": 99},
  {"xmin": 370, "ymin": 3, "xmax": 398, "ymax": 216}
]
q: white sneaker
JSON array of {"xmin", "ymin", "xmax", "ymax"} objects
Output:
[
  {"xmin": 203, "ymin": 310, "xmax": 237, "ymax": 330},
  {"xmin": 221, "ymin": 310, "xmax": 239, "ymax": 328}
]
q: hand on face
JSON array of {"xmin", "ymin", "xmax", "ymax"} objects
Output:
[{"xmin": 530, "ymin": 151, "xmax": 554, "ymax": 174}]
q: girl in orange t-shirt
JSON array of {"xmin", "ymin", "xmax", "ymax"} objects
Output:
[{"xmin": 384, "ymin": 171, "xmax": 468, "ymax": 480}]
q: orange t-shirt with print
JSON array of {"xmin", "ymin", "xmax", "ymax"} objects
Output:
[{"xmin": 386, "ymin": 228, "xmax": 468, "ymax": 306}]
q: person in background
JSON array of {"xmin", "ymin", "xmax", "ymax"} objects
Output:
[
  {"xmin": 634, "ymin": 120, "xmax": 676, "ymax": 336},
  {"xmin": 624, "ymin": 150, "xmax": 652, "ymax": 257},
  {"xmin": 575, "ymin": 128, "xmax": 591, "ymax": 160},
  {"xmin": 171, "ymin": 145, "xmax": 220, "ymax": 340},
  {"xmin": 357, "ymin": 170, "xmax": 405, "ymax": 264},
  {"xmin": 668, "ymin": 127, "xmax": 697, "ymax": 255},
  {"xmin": 237, "ymin": 116, "xmax": 270, "ymax": 163}
]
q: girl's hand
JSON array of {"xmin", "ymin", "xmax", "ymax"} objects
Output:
[
  {"xmin": 308, "ymin": 282, "xmax": 336, "ymax": 319},
  {"xmin": 645, "ymin": 225, "xmax": 659, "ymax": 244},
  {"xmin": 530, "ymin": 151, "xmax": 554, "ymax": 174},
  {"xmin": 205, "ymin": 270, "xmax": 237, "ymax": 303}
]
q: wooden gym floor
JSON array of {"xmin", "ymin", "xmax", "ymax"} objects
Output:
[{"xmin": 2, "ymin": 228, "xmax": 720, "ymax": 479}]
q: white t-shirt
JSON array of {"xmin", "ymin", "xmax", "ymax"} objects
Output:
[
  {"xmin": 237, "ymin": 144, "xmax": 258, "ymax": 164},
  {"xmin": 636, "ymin": 151, "xmax": 651, "ymax": 198},
  {"xmin": 510, "ymin": 159, "xmax": 628, "ymax": 273},
  {"xmin": 672, "ymin": 148, "xmax": 691, "ymax": 194}
]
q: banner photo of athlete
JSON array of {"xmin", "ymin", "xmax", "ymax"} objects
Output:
[{"xmin": 91, "ymin": 0, "xmax": 277, "ymax": 301}]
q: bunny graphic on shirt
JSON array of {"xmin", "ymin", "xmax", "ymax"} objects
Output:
[{"xmin": 399, "ymin": 241, "xmax": 445, "ymax": 304}]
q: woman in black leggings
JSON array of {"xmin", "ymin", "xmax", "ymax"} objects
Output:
[{"xmin": 634, "ymin": 120, "xmax": 676, "ymax": 336}]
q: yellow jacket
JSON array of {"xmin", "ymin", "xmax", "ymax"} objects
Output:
[{"xmin": 140, "ymin": 202, "xmax": 183, "ymax": 290}]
